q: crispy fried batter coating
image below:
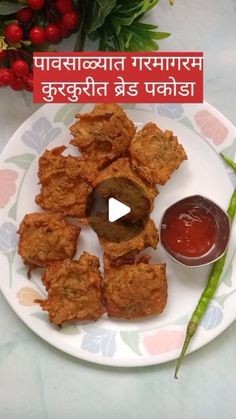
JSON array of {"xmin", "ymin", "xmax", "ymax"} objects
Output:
[
  {"xmin": 35, "ymin": 146, "xmax": 98, "ymax": 219},
  {"xmin": 93, "ymin": 158, "xmax": 158, "ymax": 215},
  {"xmin": 18, "ymin": 212, "xmax": 80, "ymax": 273},
  {"xmin": 36, "ymin": 252, "xmax": 104, "ymax": 325},
  {"xmin": 70, "ymin": 104, "xmax": 136, "ymax": 168},
  {"xmin": 103, "ymin": 257, "xmax": 167, "ymax": 319},
  {"xmin": 130, "ymin": 123, "xmax": 187, "ymax": 185},
  {"xmin": 100, "ymin": 219, "xmax": 159, "ymax": 264}
]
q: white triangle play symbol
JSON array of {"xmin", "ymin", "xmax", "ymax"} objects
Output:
[{"xmin": 108, "ymin": 198, "xmax": 131, "ymax": 223}]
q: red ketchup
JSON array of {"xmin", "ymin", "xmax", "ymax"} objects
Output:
[{"xmin": 161, "ymin": 203, "xmax": 217, "ymax": 258}]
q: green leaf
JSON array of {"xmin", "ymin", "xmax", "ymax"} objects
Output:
[
  {"xmin": 76, "ymin": 0, "xmax": 170, "ymax": 51},
  {"xmin": 6, "ymin": 153, "xmax": 36, "ymax": 170},
  {"xmin": 112, "ymin": 14, "xmax": 142, "ymax": 26},
  {"xmin": 74, "ymin": 0, "xmax": 90, "ymax": 51},
  {"xmin": 114, "ymin": 0, "xmax": 159, "ymax": 19},
  {"xmin": 120, "ymin": 331, "xmax": 142, "ymax": 356},
  {"xmin": 54, "ymin": 104, "xmax": 84, "ymax": 126},
  {"xmin": 132, "ymin": 22, "xmax": 160, "ymax": 30},
  {"xmin": 8, "ymin": 202, "xmax": 17, "ymax": 220},
  {"xmin": 130, "ymin": 28, "xmax": 169, "ymax": 41},
  {"xmin": 127, "ymin": 34, "xmax": 159, "ymax": 51},
  {"xmin": 146, "ymin": 0, "xmax": 160, "ymax": 11},
  {"xmin": 21, "ymin": 40, "xmax": 32, "ymax": 46},
  {"xmin": 0, "ymin": 2, "xmax": 25, "ymax": 15},
  {"xmin": 111, "ymin": 20, "xmax": 121, "ymax": 36},
  {"xmin": 86, "ymin": 0, "xmax": 117, "ymax": 34},
  {"xmin": 96, "ymin": 0, "xmax": 170, "ymax": 51}
]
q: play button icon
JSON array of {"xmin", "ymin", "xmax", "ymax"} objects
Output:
[
  {"xmin": 108, "ymin": 198, "xmax": 131, "ymax": 222},
  {"xmin": 87, "ymin": 176, "xmax": 150, "ymax": 243}
]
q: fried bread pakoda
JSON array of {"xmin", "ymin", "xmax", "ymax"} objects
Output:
[
  {"xmin": 35, "ymin": 146, "xmax": 98, "ymax": 220},
  {"xmin": 70, "ymin": 104, "xmax": 136, "ymax": 168},
  {"xmin": 18, "ymin": 212, "xmax": 80, "ymax": 274},
  {"xmin": 93, "ymin": 158, "xmax": 158, "ymax": 216},
  {"xmin": 100, "ymin": 219, "xmax": 159, "ymax": 264},
  {"xmin": 36, "ymin": 252, "xmax": 104, "ymax": 325},
  {"xmin": 103, "ymin": 257, "xmax": 167, "ymax": 319},
  {"xmin": 129, "ymin": 123, "xmax": 187, "ymax": 185}
]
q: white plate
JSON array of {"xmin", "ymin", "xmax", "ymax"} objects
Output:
[{"xmin": 0, "ymin": 102, "xmax": 236, "ymax": 367}]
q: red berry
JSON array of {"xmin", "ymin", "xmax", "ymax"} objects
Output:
[
  {"xmin": 0, "ymin": 68, "xmax": 13, "ymax": 86},
  {"xmin": 10, "ymin": 76, "xmax": 24, "ymax": 91},
  {"xmin": 27, "ymin": 0, "xmax": 44, "ymax": 10},
  {"xmin": 12, "ymin": 59, "xmax": 29, "ymax": 78},
  {"xmin": 4, "ymin": 23, "xmax": 23, "ymax": 44},
  {"xmin": 0, "ymin": 50, "xmax": 7, "ymax": 62},
  {"xmin": 29, "ymin": 27, "xmax": 46, "ymax": 45},
  {"xmin": 57, "ymin": 21, "xmax": 71, "ymax": 38},
  {"xmin": 45, "ymin": 24, "xmax": 61, "ymax": 44},
  {"xmin": 56, "ymin": 0, "xmax": 73, "ymax": 14},
  {"xmin": 16, "ymin": 7, "xmax": 33, "ymax": 23},
  {"xmin": 24, "ymin": 73, "xmax": 33, "ymax": 92},
  {"xmin": 62, "ymin": 10, "xmax": 80, "ymax": 30}
]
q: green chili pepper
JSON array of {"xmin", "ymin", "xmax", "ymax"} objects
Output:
[
  {"xmin": 174, "ymin": 188, "xmax": 236, "ymax": 378},
  {"xmin": 220, "ymin": 154, "xmax": 236, "ymax": 172}
]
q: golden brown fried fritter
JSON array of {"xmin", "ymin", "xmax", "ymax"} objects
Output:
[
  {"xmin": 100, "ymin": 219, "xmax": 159, "ymax": 264},
  {"xmin": 36, "ymin": 252, "xmax": 104, "ymax": 325},
  {"xmin": 35, "ymin": 146, "xmax": 98, "ymax": 219},
  {"xmin": 129, "ymin": 123, "xmax": 187, "ymax": 185},
  {"xmin": 93, "ymin": 158, "xmax": 158, "ymax": 216},
  {"xmin": 18, "ymin": 212, "xmax": 80, "ymax": 274},
  {"xmin": 103, "ymin": 257, "xmax": 167, "ymax": 319},
  {"xmin": 70, "ymin": 104, "xmax": 136, "ymax": 168}
]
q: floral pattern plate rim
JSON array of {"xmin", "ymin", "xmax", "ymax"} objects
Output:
[{"xmin": 0, "ymin": 102, "xmax": 236, "ymax": 367}]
